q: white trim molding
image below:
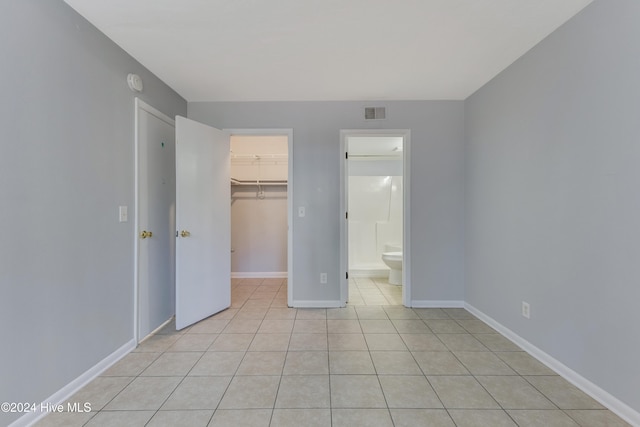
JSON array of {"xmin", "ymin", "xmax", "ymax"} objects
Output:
[
  {"xmin": 339, "ymin": 129, "xmax": 412, "ymax": 308},
  {"xmin": 231, "ymin": 272, "xmax": 288, "ymax": 279},
  {"xmin": 411, "ymin": 300, "xmax": 465, "ymax": 308},
  {"xmin": 138, "ymin": 316, "xmax": 174, "ymax": 344},
  {"xmin": 465, "ymin": 303, "xmax": 640, "ymax": 427},
  {"xmin": 134, "ymin": 97, "xmax": 176, "ymax": 344},
  {"xmin": 224, "ymin": 128, "xmax": 294, "ymax": 307},
  {"xmin": 291, "ymin": 300, "xmax": 343, "ymax": 308},
  {"xmin": 10, "ymin": 339, "xmax": 136, "ymax": 427}
]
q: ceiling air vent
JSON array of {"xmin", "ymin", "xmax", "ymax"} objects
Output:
[{"xmin": 364, "ymin": 107, "xmax": 386, "ymax": 120}]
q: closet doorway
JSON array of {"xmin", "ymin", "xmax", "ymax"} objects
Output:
[{"xmin": 227, "ymin": 129, "xmax": 293, "ymax": 306}]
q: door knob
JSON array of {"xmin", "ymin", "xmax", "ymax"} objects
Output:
[
  {"xmin": 140, "ymin": 230, "xmax": 153, "ymax": 239},
  {"xmin": 180, "ymin": 230, "xmax": 191, "ymax": 238}
]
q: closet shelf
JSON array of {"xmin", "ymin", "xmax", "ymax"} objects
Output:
[
  {"xmin": 231, "ymin": 154, "xmax": 287, "ymax": 161},
  {"xmin": 231, "ymin": 178, "xmax": 287, "ymax": 186},
  {"xmin": 231, "ymin": 153, "xmax": 287, "ymax": 158}
]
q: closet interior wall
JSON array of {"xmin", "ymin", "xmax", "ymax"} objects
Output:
[{"xmin": 230, "ymin": 135, "xmax": 288, "ymax": 277}]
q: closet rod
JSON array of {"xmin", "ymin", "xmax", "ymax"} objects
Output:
[
  {"xmin": 230, "ymin": 154, "xmax": 288, "ymax": 160},
  {"xmin": 347, "ymin": 154, "xmax": 402, "ymax": 159},
  {"xmin": 231, "ymin": 178, "xmax": 287, "ymax": 186}
]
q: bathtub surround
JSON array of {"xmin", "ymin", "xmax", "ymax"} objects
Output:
[
  {"xmin": 348, "ymin": 176, "xmax": 403, "ymax": 277},
  {"xmin": 346, "ymin": 134, "xmax": 404, "ymax": 280}
]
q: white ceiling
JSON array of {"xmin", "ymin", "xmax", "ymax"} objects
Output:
[{"xmin": 64, "ymin": 0, "xmax": 593, "ymax": 102}]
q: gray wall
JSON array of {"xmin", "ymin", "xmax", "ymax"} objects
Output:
[
  {"xmin": 17, "ymin": 0, "xmax": 639, "ymax": 421},
  {"xmin": 0, "ymin": 2, "xmax": 186, "ymax": 425},
  {"xmin": 189, "ymin": 101, "xmax": 465, "ymax": 303},
  {"xmin": 465, "ymin": 0, "xmax": 640, "ymax": 414},
  {"xmin": 231, "ymin": 186, "xmax": 288, "ymax": 274}
]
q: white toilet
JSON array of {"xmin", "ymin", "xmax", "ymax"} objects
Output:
[{"xmin": 381, "ymin": 244, "xmax": 402, "ymax": 285}]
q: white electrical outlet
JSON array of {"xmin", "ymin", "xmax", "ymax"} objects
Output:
[
  {"xmin": 320, "ymin": 273, "xmax": 327, "ymax": 284},
  {"xmin": 522, "ymin": 301, "xmax": 530, "ymax": 319}
]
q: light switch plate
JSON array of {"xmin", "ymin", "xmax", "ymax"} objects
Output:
[
  {"xmin": 119, "ymin": 206, "xmax": 128, "ymax": 222},
  {"xmin": 298, "ymin": 206, "xmax": 306, "ymax": 217},
  {"xmin": 522, "ymin": 301, "xmax": 530, "ymax": 319}
]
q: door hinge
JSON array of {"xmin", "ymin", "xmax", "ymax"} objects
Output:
[
  {"xmin": 345, "ymin": 152, "xmax": 348, "ymax": 159},
  {"xmin": 346, "ymin": 272, "xmax": 349, "ymax": 279},
  {"xmin": 346, "ymin": 211, "xmax": 348, "ymax": 220}
]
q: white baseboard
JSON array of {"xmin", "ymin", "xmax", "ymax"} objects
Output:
[
  {"xmin": 139, "ymin": 316, "xmax": 174, "ymax": 344},
  {"xmin": 411, "ymin": 300, "xmax": 464, "ymax": 308},
  {"xmin": 11, "ymin": 339, "xmax": 136, "ymax": 427},
  {"xmin": 231, "ymin": 271, "xmax": 287, "ymax": 279},
  {"xmin": 291, "ymin": 300, "xmax": 343, "ymax": 308},
  {"xmin": 464, "ymin": 303, "xmax": 640, "ymax": 427}
]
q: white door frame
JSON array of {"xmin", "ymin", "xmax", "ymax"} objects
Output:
[
  {"xmin": 134, "ymin": 98, "xmax": 176, "ymax": 343},
  {"xmin": 340, "ymin": 129, "xmax": 412, "ymax": 307},
  {"xmin": 225, "ymin": 128, "xmax": 294, "ymax": 307}
]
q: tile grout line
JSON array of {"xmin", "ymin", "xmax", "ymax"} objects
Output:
[{"xmin": 37, "ymin": 278, "xmax": 627, "ymax": 427}]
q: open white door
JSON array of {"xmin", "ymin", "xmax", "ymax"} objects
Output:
[{"xmin": 175, "ymin": 116, "xmax": 231, "ymax": 330}]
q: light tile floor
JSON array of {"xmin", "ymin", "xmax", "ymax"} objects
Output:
[
  {"xmin": 36, "ymin": 278, "xmax": 631, "ymax": 427},
  {"xmin": 348, "ymin": 277, "xmax": 403, "ymax": 306}
]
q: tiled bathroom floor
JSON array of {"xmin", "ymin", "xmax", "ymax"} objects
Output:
[
  {"xmin": 35, "ymin": 278, "xmax": 630, "ymax": 427},
  {"xmin": 348, "ymin": 277, "xmax": 403, "ymax": 306}
]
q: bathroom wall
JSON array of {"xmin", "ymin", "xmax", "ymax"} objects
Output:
[
  {"xmin": 348, "ymin": 156, "xmax": 403, "ymax": 275},
  {"xmin": 230, "ymin": 136, "xmax": 288, "ymax": 276}
]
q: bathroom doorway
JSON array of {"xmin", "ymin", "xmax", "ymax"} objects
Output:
[
  {"xmin": 340, "ymin": 130, "xmax": 411, "ymax": 307},
  {"xmin": 226, "ymin": 129, "xmax": 294, "ymax": 306}
]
